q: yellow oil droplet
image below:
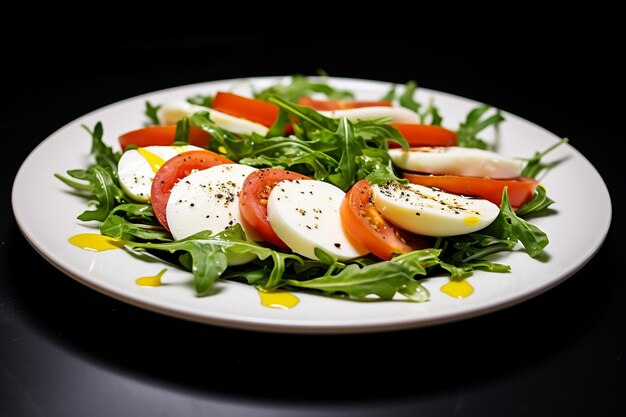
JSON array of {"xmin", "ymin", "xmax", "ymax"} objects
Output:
[
  {"xmin": 441, "ymin": 279, "xmax": 474, "ymax": 299},
  {"xmin": 464, "ymin": 216, "xmax": 480, "ymax": 226},
  {"xmin": 68, "ymin": 233, "xmax": 123, "ymax": 252},
  {"xmin": 217, "ymin": 146, "xmax": 228, "ymax": 154},
  {"xmin": 136, "ymin": 268, "xmax": 167, "ymax": 287},
  {"xmin": 137, "ymin": 147, "xmax": 166, "ymax": 173},
  {"xmin": 258, "ymin": 290, "xmax": 300, "ymax": 310}
]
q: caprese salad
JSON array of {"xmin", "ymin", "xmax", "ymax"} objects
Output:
[{"xmin": 56, "ymin": 76, "xmax": 565, "ymax": 301}]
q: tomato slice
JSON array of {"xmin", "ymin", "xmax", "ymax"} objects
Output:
[
  {"xmin": 212, "ymin": 91, "xmax": 280, "ymax": 127},
  {"xmin": 297, "ymin": 96, "xmax": 393, "ymax": 110},
  {"xmin": 151, "ymin": 150, "xmax": 233, "ymax": 230},
  {"xmin": 403, "ymin": 173, "xmax": 538, "ymax": 208},
  {"xmin": 239, "ymin": 168, "xmax": 312, "ymax": 249},
  {"xmin": 388, "ymin": 124, "xmax": 457, "ymax": 148},
  {"xmin": 340, "ymin": 180, "xmax": 431, "ymax": 260},
  {"xmin": 118, "ymin": 126, "xmax": 211, "ymax": 152}
]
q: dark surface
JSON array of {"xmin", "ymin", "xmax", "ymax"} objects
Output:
[{"xmin": 1, "ymin": 27, "xmax": 623, "ymax": 416}]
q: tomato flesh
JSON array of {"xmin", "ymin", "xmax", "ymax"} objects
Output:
[
  {"xmin": 239, "ymin": 168, "xmax": 312, "ymax": 249},
  {"xmin": 151, "ymin": 150, "xmax": 233, "ymax": 230},
  {"xmin": 403, "ymin": 173, "xmax": 538, "ymax": 208},
  {"xmin": 388, "ymin": 124, "xmax": 457, "ymax": 148},
  {"xmin": 340, "ymin": 180, "xmax": 431, "ymax": 260},
  {"xmin": 118, "ymin": 125, "xmax": 211, "ymax": 152},
  {"xmin": 297, "ymin": 97, "xmax": 392, "ymax": 110},
  {"xmin": 212, "ymin": 91, "xmax": 280, "ymax": 127}
]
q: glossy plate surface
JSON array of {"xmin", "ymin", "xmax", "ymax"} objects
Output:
[{"xmin": 12, "ymin": 76, "xmax": 612, "ymax": 333}]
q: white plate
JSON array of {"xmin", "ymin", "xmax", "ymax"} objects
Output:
[{"xmin": 11, "ymin": 76, "xmax": 612, "ymax": 334}]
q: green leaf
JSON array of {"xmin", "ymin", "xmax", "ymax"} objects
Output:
[
  {"xmin": 191, "ymin": 112, "xmax": 254, "ymax": 160},
  {"xmin": 54, "ymin": 171, "xmax": 93, "ymax": 191},
  {"xmin": 100, "ymin": 204, "xmax": 171, "ymax": 242},
  {"xmin": 399, "ymin": 81, "xmax": 421, "ymax": 113},
  {"xmin": 186, "ymin": 94, "xmax": 214, "ymax": 108},
  {"xmin": 381, "ymin": 84, "xmax": 396, "ymax": 101},
  {"xmin": 240, "ymin": 152, "xmax": 332, "ymax": 181},
  {"xmin": 482, "ymin": 188, "xmax": 549, "ymax": 257},
  {"xmin": 354, "ymin": 121, "xmax": 408, "ymax": 150},
  {"xmin": 173, "ymin": 117, "xmax": 190, "ymax": 145},
  {"xmin": 269, "ymin": 95, "xmax": 338, "ymax": 133},
  {"xmin": 327, "ymin": 118, "xmax": 362, "ymax": 191},
  {"xmin": 456, "ymin": 105, "xmax": 505, "ymax": 149},
  {"xmin": 100, "ymin": 214, "xmax": 171, "ymax": 242},
  {"xmin": 286, "ymin": 249, "xmax": 439, "ymax": 302},
  {"xmin": 520, "ymin": 138, "xmax": 569, "ymax": 179},
  {"xmin": 123, "ymin": 224, "xmax": 303, "ymax": 295},
  {"xmin": 254, "ymin": 74, "xmax": 354, "ymax": 102},
  {"xmin": 145, "ymin": 101, "xmax": 161, "ymax": 125},
  {"xmin": 109, "ymin": 203, "xmax": 158, "ymax": 223},
  {"xmin": 73, "ymin": 166, "xmax": 125, "ymax": 222},
  {"xmin": 397, "ymin": 82, "xmax": 444, "ymax": 125},
  {"xmin": 266, "ymin": 109, "xmax": 291, "ymax": 138},
  {"xmin": 84, "ymin": 122, "xmax": 120, "ymax": 174},
  {"xmin": 362, "ymin": 163, "xmax": 401, "ymax": 184},
  {"xmin": 421, "ymin": 98, "xmax": 443, "ymax": 126},
  {"xmin": 516, "ymin": 185, "xmax": 555, "ymax": 217}
]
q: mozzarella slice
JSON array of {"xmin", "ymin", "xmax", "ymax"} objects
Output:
[
  {"xmin": 166, "ymin": 164, "xmax": 260, "ymax": 266},
  {"xmin": 158, "ymin": 100, "xmax": 268, "ymax": 136},
  {"xmin": 118, "ymin": 145, "xmax": 203, "ymax": 202},
  {"xmin": 267, "ymin": 180, "xmax": 368, "ymax": 260},
  {"xmin": 319, "ymin": 106, "xmax": 421, "ymax": 124},
  {"xmin": 372, "ymin": 182, "xmax": 500, "ymax": 236},
  {"xmin": 389, "ymin": 146, "xmax": 523, "ymax": 179}
]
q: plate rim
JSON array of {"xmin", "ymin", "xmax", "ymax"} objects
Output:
[{"xmin": 11, "ymin": 75, "xmax": 613, "ymax": 334}]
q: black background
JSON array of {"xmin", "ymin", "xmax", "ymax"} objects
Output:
[{"xmin": 2, "ymin": 26, "xmax": 624, "ymax": 416}]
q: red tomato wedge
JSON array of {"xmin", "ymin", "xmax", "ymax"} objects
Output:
[
  {"xmin": 151, "ymin": 150, "xmax": 233, "ymax": 231},
  {"xmin": 239, "ymin": 168, "xmax": 312, "ymax": 250},
  {"xmin": 118, "ymin": 126, "xmax": 211, "ymax": 152},
  {"xmin": 340, "ymin": 180, "xmax": 431, "ymax": 260},
  {"xmin": 389, "ymin": 124, "xmax": 457, "ymax": 148},
  {"xmin": 212, "ymin": 92, "xmax": 280, "ymax": 127},
  {"xmin": 297, "ymin": 96, "xmax": 393, "ymax": 110},
  {"xmin": 403, "ymin": 173, "xmax": 538, "ymax": 208}
]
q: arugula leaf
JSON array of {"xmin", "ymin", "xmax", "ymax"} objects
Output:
[
  {"xmin": 516, "ymin": 185, "xmax": 555, "ymax": 218},
  {"xmin": 108, "ymin": 203, "xmax": 159, "ymax": 223},
  {"xmin": 399, "ymin": 81, "xmax": 421, "ymax": 113},
  {"xmin": 482, "ymin": 188, "xmax": 549, "ymax": 257},
  {"xmin": 100, "ymin": 204, "xmax": 171, "ymax": 242},
  {"xmin": 327, "ymin": 117, "xmax": 362, "ymax": 191},
  {"xmin": 55, "ymin": 122, "xmax": 125, "ymax": 221},
  {"xmin": 286, "ymin": 249, "xmax": 438, "ymax": 301},
  {"xmin": 101, "ymin": 214, "xmax": 171, "ymax": 242},
  {"xmin": 520, "ymin": 138, "xmax": 569, "ymax": 179},
  {"xmin": 84, "ymin": 122, "xmax": 120, "ymax": 175},
  {"xmin": 255, "ymin": 75, "xmax": 354, "ymax": 102},
  {"xmin": 269, "ymin": 95, "xmax": 338, "ymax": 134},
  {"xmin": 398, "ymin": 81, "xmax": 445, "ymax": 125},
  {"xmin": 191, "ymin": 112, "xmax": 254, "ymax": 160},
  {"xmin": 240, "ymin": 151, "xmax": 334, "ymax": 181},
  {"xmin": 173, "ymin": 117, "xmax": 190, "ymax": 145},
  {"xmin": 456, "ymin": 105, "xmax": 504, "ymax": 149},
  {"xmin": 123, "ymin": 225, "xmax": 302, "ymax": 295},
  {"xmin": 354, "ymin": 121, "xmax": 408, "ymax": 150},
  {"xmin": 57, "ymin": 165, "xmax": 126, "ymax": 222},
  {"xmin": 265, "ymin": 109, "xmax": 291, "ymax": 138},
  {"xmin": 381, "ymin": 84, "xmax": 396, "ymax": 101},
  {"xmin": 144, "ymin": 101, "xmax": 161, "ymax": 125},
  {"xmin": 421, "ymin": 98, "xmax": 443, "ymax": 126},
  {"xmin": 186, "ymin": 94, "xmax": 214, "ymax": 108}
]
